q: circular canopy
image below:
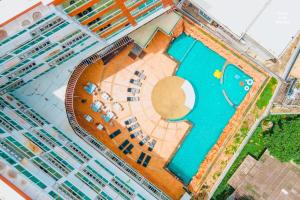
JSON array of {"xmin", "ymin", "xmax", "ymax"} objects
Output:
[{"xmin": 151, "ymin": 76, "xmax": 195, "ymax": 120}]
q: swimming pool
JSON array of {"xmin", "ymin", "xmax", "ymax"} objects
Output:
[{"xmin": 167, "ymin": 34, "xmax": 252, "ymax": 184}]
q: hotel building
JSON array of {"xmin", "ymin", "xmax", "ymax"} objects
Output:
[
  {"xmin": 0, "ymin": 0, "xmax": 179, "ymax": 199},
  {"xmin": 0, "ymin": 0, "xmax": 174, "ymax": 94}
]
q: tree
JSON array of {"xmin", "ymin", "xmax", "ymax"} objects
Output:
[{"xmin": 264, "ymin": 117, "xmax": 300, "ymax": 164}]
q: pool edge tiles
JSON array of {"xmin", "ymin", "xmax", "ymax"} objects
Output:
[{"xmin": 166, "ymin": 34, "xmax": 252, "ymax": 184}]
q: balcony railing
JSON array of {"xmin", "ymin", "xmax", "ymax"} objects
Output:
[
  {"xmin": 64, "ymin": 0, "xmax": 90, "ymax": 14},
  {"xmin": 89, "ymin": 9, "xmax": 122, "ymax": 30},
  {"xmin": 77, "ymin": 0, "xmax": 115, "ymax": 23},
  {"xmin": 130, "ymin": 0, "xmax": 161, "ymax": 16}
]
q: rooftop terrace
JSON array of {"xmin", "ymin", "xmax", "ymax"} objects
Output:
[{"xmin": 72, "ymin": 31, "xmax": 187, "ymax": 199}]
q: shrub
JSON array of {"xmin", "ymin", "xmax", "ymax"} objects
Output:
[{"xmin": 256, "ymin": 77, "xmax": 277, "ymax": 110}]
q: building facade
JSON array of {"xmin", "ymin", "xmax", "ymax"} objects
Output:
[
  {"xmin": 0, "ymin": 93, "xmax": 167, "ymax": 199},
  {"xmin": 0, "ymin": 0, "xmax": 174, "ymax": 94}
]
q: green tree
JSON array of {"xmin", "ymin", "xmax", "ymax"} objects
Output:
[{"xmin": 264, "ymin": 118, "xmax": 300, "ymax": 164}]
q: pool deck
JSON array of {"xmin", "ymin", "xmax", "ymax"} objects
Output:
[
  {"xmin": 72, "ymin": 16, "xmax": 268, "ymax": 197},
  {"xmin": 73, "ymin": 32, "xmax": 188, "ymax": 199}
]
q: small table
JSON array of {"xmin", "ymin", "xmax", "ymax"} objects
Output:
[{"xmin": 96, "ymin": 123, "xmax": 104, "ymax": 130}]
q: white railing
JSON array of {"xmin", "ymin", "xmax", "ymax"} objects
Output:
[{"xmin": 97, "ymin": 36, "xmax": 133, "ymax": 58}]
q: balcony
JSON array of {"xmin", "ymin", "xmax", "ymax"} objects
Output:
[
  {"xmin": 89, "ymin": 9, "xmax": 121, "ymax": 31},
  {"xmin": 130, "ymin": 0, "xmax": 161, "ymax": 17},
  {"xmin": 77, "ymin": 0, "xmax": 115, "ymax": 23},
  {"xmin": 63, "ymin": 0, "xmax": 90, "ymax": 14}
]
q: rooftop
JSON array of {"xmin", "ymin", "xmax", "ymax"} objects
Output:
[
  {"xmin": 229, "ymin": 151, "xmax": 300, "ymax": 200},
  {"xmin": 129, "ymin": 12, "xmax": 182, "ymax": 48},
  {"xmin": 190, "ymin": 0, "xmax": 300, "ymax": 57},
  {"xmin": 0, "ymin": 0, "xmax": 50, "ymax": 26},
  {"xmin": 0, "ymin": 175, "xmax": 28, "ymax": 200},
  {"xmin": 246, "ymin": 0, "xmax": 300, "ymax": 57},
  {"xmin": 72, "ymin": 31, "xmax": 187, "ymax": 199},
  {"xmin": 190, "ymin": 0, "xmax": 270, "ymax": 38},
  {"xmin": 9, "ymin": 9, "xmax": 268, "ymax": 197}
]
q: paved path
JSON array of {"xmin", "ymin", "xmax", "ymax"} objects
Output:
[{"xmin": 282, "ymin": 41, "xmax": 300, "ymax": 80}]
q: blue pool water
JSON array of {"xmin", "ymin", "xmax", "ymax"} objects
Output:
[{"xmin": 167, "ymin": 34, "xmax": 252, "ymax": 184}]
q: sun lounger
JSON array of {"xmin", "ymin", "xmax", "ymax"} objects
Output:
[
  {"xmin": 142, "ymin": 155, "xmax": 151, "ymax": 167},
  {"xmin": 139, "ymin": 135, "xmax": 150, "ymax": 146},
  {"xmin": 134, "ymin": 70, "xmax": 146, "ymax": 80},
  {"xmin": 127, "ymin": 88, "xmax": 140, "ymax": 95},
  {"xmin": 123, "ymin": 144, "xmax": 134, "ymax": 155},
  {"xmin": 129, "ymin": 79, "xmax": 142, "ymax": 87},
  {"xmin": 127, "ymin": 97, "xmax": 140, "ymax": 102},
  {"xmin": 109, "ymin": 129, "xmax": 121, "ymax": 139},
  {"xmin": 148, "ymin": 139, "xmax": 157, "ymax": 151},
  {"xmin": 124, "ymin": 117, "xmax": 137, "ymax": 125},
  {"xmin": 137, "ymin": 152, "xmax": 146, "ymax": 164},
  {"xmin": 127, "ymin": 123, "xmax": 139, "ymax": 132},
  {"xmin": 119, "ymin": 139, "xmax": 129, "ymax": 150},
  {"xmin": 130, "ymin": 130, "xmax": 142, "ymax": 139}
]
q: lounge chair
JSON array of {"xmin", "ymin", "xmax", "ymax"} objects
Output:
[
  {"xmin": 109, "ymin": 129, "xmax": 121, "ymax": 139},
  {"xmin": 148, "ymin": 139, "xmax": 157, "ymax": 151},
  {"xmin": 124, "ymin": 117, "xmax": 137, "ymax": 125},
  {"xmin": 127, "ymin": 123, "xmax": 139, "ymax": 132},
  {"xmin": 134, "ymin": 70, "xmax": 146, "ymax": 80},
  {"xmin": 129, "ymin": 79, "xmax": 142, "ymax": 87},
  {"xmin": 127, "ymin": 88, "xmax": 140, "ymax": 95},
  {"xmin": 137, "ymin": 152, "xmax": 146, "ymax": 164},
  {"xmin": 142, "ymin": 155, "xmax": 151, "ymax": 167},
  {"xmin": 139, "ymin": 135, "xmax": 150, "ymax": 146},
  {"xmin": 119, "ymin": 140, "xmax": 129, "ymax": 150},
  {"xmin": 127, "ymin": 97, "xmax": 140, "ymax": 102},
  {"xmin": 123, "ymin": 144, "xmax": 134, "ymax": 155},
  {"xmin": 130, "ymin": 130, "xmax": 142, "ymax": 139}
]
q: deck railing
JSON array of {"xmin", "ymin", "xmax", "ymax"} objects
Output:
[
  {"xmin": 64, "ymin": 37, "xmax": 170, "ymax": 200},
  {"xmin": 97, "ymin": 36, "xmax": 133, "ymax": 58}
]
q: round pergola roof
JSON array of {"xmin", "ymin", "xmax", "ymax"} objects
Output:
[{"xmin": 151, "ymin": 76, "xmax": 195, "ymax": 119}]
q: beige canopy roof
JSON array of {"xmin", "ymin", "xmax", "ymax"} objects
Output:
[{"xmin": 129, "ymin": 12, "xmax": 182, "ymax": 48}]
